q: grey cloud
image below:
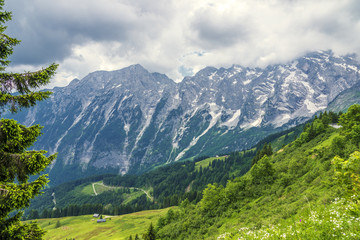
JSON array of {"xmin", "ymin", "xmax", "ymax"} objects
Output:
[
  {"xmin": 347, "ymin": 0, "xmax": 360, "ymax": 20},
  {"xmin": 5, "ymin": 0, "xmax": 169, "ymax": 65},
  {"xmin": 3, "ymin": 0, "xmax": 360, "ymax": 87},
  {"xmin": 190, "ymin": 8, "xmax": 249, "ymax": 48}
]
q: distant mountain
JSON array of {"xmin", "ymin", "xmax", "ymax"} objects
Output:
[{"xmin": 6, "ymin": 50, "xmax": 360, "ymax": 184}]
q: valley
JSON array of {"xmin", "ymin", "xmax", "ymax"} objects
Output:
[{"xmin": 27, "ymin": 106, "xmax": 360, "ymax": 239}]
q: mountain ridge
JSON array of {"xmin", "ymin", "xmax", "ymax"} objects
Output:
[{"xmin": 6, "ymin": 50, "xmax": 360, "ymax": 184}]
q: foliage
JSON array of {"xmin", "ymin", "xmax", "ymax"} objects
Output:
[
  {"xmin": 339, "ymin": 104, "xmax": 360, "ymax": 146},
  {"xmin": 295, "ymin": 119, "xmax": 326, "ymax": 146},
  {"xmin": 254, "ymin": 124, "xmax": 304, "ymax": 150},
  {"xmin": 155, "ymin": 108, "xmax": 352, "ymax": 239},
  {"xmin": 251, "ymin": 142, "xmax": 273, "ymax": 165},
  {"xmin": 332, "ymin": 151, "xmax": 360, "ymax": 195},
  {"xmin": 331, "ymin": 135, "xmax": 346, "ymax": 157},
  {"xmin": 221, "ymin": 198, "xmax": 360, "ymax": 239},
  {"xmin": 250, "ymin": 155, "xmax": 274, "ymax": 186},
  {"xmin": 26, "ymin": 116, "xmax": 304, "ymax": 221},
  {"xmin": 55, "ymin": 220, "xmax": 61, "ymax": 229},
  {"xmin": 0, "ymin": 0, "xmax": 58, "ymax": 238},
  {"xmin": 332, "ymin": 151, "xmax": 360, "ymax": 216},
  {"xmin": 199, "ymin": 183, "xmax": 224, "ymax": 215},
  {"xmin": 143, "ymin": 222, "xmax": 156, "ymax": 240},
  {"xmin": 294, "ymin": 110, "xmax": 341, "ymax": 147}
]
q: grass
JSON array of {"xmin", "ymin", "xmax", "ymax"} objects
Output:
[
  {"xmin": 122, "ymin": 190, "xmax": 146, "ymax": 205},
  {"xmin": 312, "ymin": 131, "xmax": 339, "ymax": 150},
  {"xmin": 195, "ymin": 156, "xmax": 226, "ymax": 170},
  {"xmin": 93, "ymin": 182, "xmax": 115, "ymax": 195},
  {"xmin": 81, "ymin": 184, "xmax": 96, "ymax": 196},
  {"xmin": 35, "ymin": 208, "xmax": 172, "ymax": 240}
]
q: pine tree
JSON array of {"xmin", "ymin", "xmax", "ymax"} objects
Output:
[
  {"xmin": 28, "ymin": 210, "xmax": 40, "ymax": 220},
  {"xmin": 0, "ymin": 0, "xmax": 58, "ymax": 238},
  {"xmin": 55, "ymin": 220, "xmax": 61, "ymax": 229},
  {"xmin": 143, "ymin": 222, "xmax": 156, "ymax": 240},
  {"xmin": 251, "ymin": 143, "xmax": 273, "ymax": 166}
]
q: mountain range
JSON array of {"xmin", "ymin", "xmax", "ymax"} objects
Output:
[{"xmin": 7, "ymin": 50, "xmax": 360, "ymax": 184}]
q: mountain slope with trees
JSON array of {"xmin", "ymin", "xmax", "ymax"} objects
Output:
[
  {"xmin": 25, "ymin": 122, "xmax": 305, "ymax": 221},
  {"xmin": 27, "ymin": 107, "xmax": 355, "ymax": 240},
  {"xmin": 155, "ymin": 105, "xmax": 360, "ymax": 239}
]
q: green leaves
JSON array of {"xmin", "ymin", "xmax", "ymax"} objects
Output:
[
  {"xmin": 0, "ymin": 1, "xmax": 57, "ymax": 238},
  {"xmin": 0, "ymin": 119, "xmax": 42, "ymax": 153},
  {"xmin": 0, "ymin": 63, "xmax": 58, "ymax": 114},
  {"xmin": 250, "ymin": 155, "xmax": 275, "ymax": 186},
  {"xmin": 339, "ymin": 104, "xmax": 360, "ymax": 145},
  {"xmin": 200, "ymin": 183, "xmax": 224, "ymax": 214},
  {"xmin": 332, "ymin": 151, "xmax": 360, "ymax": 195},
  {"xmin": 143, "ymin": 223, "xmax": 156, "ymax": 240}
]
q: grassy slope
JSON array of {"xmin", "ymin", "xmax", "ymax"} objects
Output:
[
  {"xmin": 230, "ymin": 129, "xmax": 337, "ymax": 225},
  {"xmin": 83, "ymin": 181, "xmax": 152, "ymax": 203},
  {"xmin": 156, "ymin": 125, "xmax": 346, "ymax": 239},
  {"xmin": 195, "ymin": 156, "xmax": 227, "ymax": 170},
  {"xmin": 37, "ymin": 125, "xmax": 341, "ymax": 239},
  {"xmin": 28, "ymin": 123, "xmax": 303, "ymax": 217},
  {"xmin": 36, "ymin": 208, "xmax": 171, "ymax": 240}
]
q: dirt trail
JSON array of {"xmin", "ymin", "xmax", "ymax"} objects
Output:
[{"xmin": 92, "ymin": 183, "xmax": 98, "ymax": 196}]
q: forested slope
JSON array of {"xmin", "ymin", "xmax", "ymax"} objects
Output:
[
  {"xmin": 27, "ymin": 123, "xmax": 304, "ymax": 220},
  {"xmin": 155, "ymin": 107, "xmax": 359, "ymax": 239}
]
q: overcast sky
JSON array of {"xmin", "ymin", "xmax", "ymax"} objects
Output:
[{"xmin": 4, "ymin": 0, "xmax": 360, "ymax": 88}]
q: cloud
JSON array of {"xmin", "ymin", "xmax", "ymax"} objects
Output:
[
  {"xmin": 6, "ymin": 0, "xmax": 169, "ymax": 64},
  {"xmin": 189, "ymin": 4, "xmax": 250, "ymax": 48},
  {"xmin": 4, "ymin": 0, "xmax": 360, "ymax": 87}
]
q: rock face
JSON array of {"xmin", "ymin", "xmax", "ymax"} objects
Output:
[{"xmin": 8, "ymin": 50, "xmax": 360, "ymax": 184}]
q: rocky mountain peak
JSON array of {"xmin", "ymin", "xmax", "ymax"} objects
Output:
[{"xmin": 6, "ymin": 51, "xmax": 360, "ymax": 185}]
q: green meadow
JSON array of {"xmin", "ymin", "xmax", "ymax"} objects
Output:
[
  {"xmin": 35, "ymin": 208, "xmax": 171, "ymax": 240},
  {"xmin": 195, "ymin": 155, "xmax": 227, "ymax": 170}
]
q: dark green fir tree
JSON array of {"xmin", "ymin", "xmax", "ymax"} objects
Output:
[
  {"xmin": 0, "ymin": 0, "xmax": 58, "ymax": 239},
  {"xmin": 143, "ymin": 222, "xmax": 156, "ymax": 240}
]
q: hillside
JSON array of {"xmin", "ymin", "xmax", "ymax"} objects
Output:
[
  {"xmin": 24, "ymin": 108, "xmax": 359, "ymax": 239},
  {"xmin": 24, "ymin": 108, "xmax": 357, "ymax": 239},
  {"xmin": 155, "ymin": 106, "xmax": 360, "ymax": 239},
  {"xmin": 26, "ymin": 123, "xmax": 304, "ymax": 220}
]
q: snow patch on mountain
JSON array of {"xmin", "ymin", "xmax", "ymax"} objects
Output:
[
  {"xmin": 174, "ymin": 103, "xmax": 222, "ymax": 161},
  {"xmin": 220, "ymin": 109, "xmax": 241, "ymax": 128}
]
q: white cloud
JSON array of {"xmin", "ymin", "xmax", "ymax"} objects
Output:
[{"xmin": 4, "ymin": 0, "xmax": 360, "ymax": 87}]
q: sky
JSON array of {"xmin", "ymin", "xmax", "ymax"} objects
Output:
[{"xmin": 4, "ymin": 0, "xmax": 360, "ymax": 88}]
